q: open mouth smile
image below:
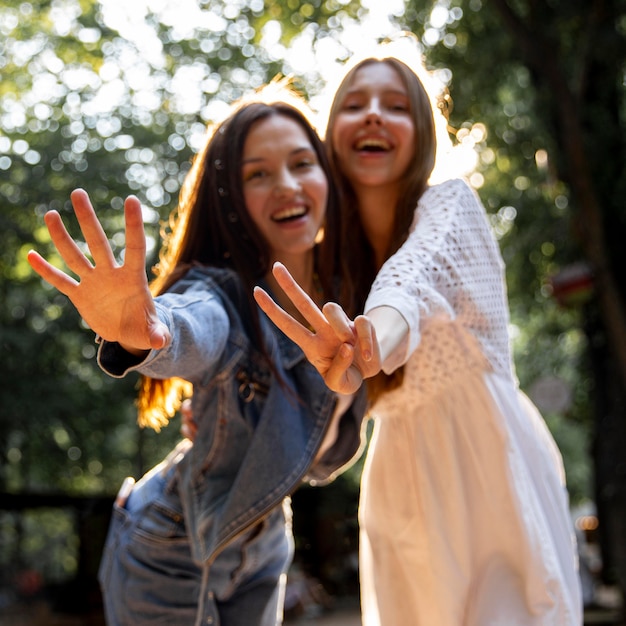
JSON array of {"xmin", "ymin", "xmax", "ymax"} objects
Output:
[
  {"xmin": 271, "ymin": 205, "xmax": 308, "ymax": 223},
  {"xmin": 354, "ymin": 137, "xmax": 392, "ymax": 152}
]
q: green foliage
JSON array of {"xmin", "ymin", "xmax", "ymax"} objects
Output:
[
  {"xmin": 0, "ymin": 508, "xmax": 77, "ymax": 583},
  {"xmin": 0, "ymin": 0, "xmax": 274, "ymax": 498}
]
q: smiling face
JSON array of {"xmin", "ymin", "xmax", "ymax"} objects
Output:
[
  {"xmin": 330, "ymin": 61, "xmax": 416, "ymax": 193},
  {"xmin": 242, "ymin": 113, "xmax": 328, "ymax": 266}
]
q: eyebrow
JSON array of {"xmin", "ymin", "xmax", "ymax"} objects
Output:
[
  {"xmin": 345, "ymin": 88, "xmax": 408, "ymax": 97},
  {"xmin": 242, "ymin": 146, "xmax": 316, "ymax": 165}
]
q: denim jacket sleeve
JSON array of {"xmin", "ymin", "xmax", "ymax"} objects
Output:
[{"xmin": 97, "ymin": 287, "xmax": 230, "ymax": 382}]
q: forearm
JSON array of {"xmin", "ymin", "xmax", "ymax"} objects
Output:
[{"xmin": 366, "ymin": 305, "xmax": 410, "ymax": 374}]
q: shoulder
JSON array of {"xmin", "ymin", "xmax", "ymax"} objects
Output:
[
  {"xmin": 410, "ymin": 178, "xmax": 475, "ymax": 225},
  {"xmin": 421, "ymin": 178, "xmax": 477, "ymax": 204},
  {"xmin": 418, "ymin": 178, "xmax": 487, "ymax": 219},
  {"xmin": 169, "ymin": 266, "xmax": 244, "ymax": 301},
  {"xmin": 163, "ymin": 266, "xmax": 254, "ymax": 334},
  {"xmin": 179, "ymin": 265, "xmax": 241, "ymax": 288}
]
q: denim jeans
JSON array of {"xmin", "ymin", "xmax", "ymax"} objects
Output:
[{"xmin": 98, "ymin": 454, "xmax": 293, "ymax": 626}]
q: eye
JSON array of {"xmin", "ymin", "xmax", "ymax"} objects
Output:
[
  {"xmin": 388, "ymin": 98, "xmax": 410, "ymax": 112},
  {"xmin": 295, "ymin": 158, "xmax": 315, "ymax": 169},
  {"xmin": 291, "ymin": 150, "xmax": 319, "ymax": 170},
  {"xmin": 341, "ymin": 97, "xmax": 363, "ymax": 111},
  {"xmin": 243, "ymin": 168, "xmax": 267, "ymax": 182}
]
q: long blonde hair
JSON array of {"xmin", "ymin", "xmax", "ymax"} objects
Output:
[{"xmin": 323, "ymin": 56, "xmax": 438, "ymax": 403}]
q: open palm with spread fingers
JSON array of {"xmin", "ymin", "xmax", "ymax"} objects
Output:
[
  {"xmin": 27, "ymin": 189, "xmax": 170, "ymax": 354},
  {"xmin": 253, "ymin": 262, "xmax": 381, "ymax": 395}
]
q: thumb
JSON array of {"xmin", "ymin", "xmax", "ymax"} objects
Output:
[
  {"xmin": 148, "ymin": 321, "xmax": 171, "ymax": 350},
  {"xmin": 325, "ymin": 343, "xmax": 362, "ymax": 394}
]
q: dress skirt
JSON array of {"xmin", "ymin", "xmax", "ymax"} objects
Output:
[{"xmin": 358, "ymin": 322, "xmax": 582, "ymax": 626}]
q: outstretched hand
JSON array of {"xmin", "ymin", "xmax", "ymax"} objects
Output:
[
  {"xmin": 27, "ymin": 189, "xmax": 170, "ymax": 354},
  {"xmin": 253, "ymin": 262, "xmax": 382, "ymax": 394}
]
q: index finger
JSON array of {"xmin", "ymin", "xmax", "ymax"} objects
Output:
[
  {"xmin": 253, "ymin": 286, "xmax": 314, "ymax": 346},
  {"xmin": 271, "ymin": 262, "xmax": 327, "ymax": 331}
]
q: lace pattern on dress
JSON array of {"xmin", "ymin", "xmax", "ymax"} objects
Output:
[{"xmin": 364, "ymin": 178, "xmax": 514, "ymax": 381}]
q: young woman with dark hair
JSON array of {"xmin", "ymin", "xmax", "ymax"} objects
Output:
[{"xmin": 28, "ymin": 85, "xmax": 366, "ymax": 626}]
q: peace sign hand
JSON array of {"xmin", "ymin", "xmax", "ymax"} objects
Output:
[{"xmin": 254, "ymin": 262, "xmax": 382, "ymax": 395}]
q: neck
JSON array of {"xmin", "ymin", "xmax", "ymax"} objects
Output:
[{"xmin": 354, "ymin": 186, "xmax": 397, "ymax": 270}]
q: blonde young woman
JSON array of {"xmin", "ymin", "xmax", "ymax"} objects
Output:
[{"xmin": 255, "ymin": 53, "xmax": 583, "ymax": 625}]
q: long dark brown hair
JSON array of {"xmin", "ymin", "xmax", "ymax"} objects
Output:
[
  {"xmin": 137, "ymin": 86, "xmax": 338, "ymax": 429},
  {"xmin": 323, "ymin": 57, "xmax": 437, "ymax": 403}
]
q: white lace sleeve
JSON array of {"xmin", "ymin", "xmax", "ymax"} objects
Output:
[{"xmin": 364, "ymin": 178, "xmax": 512, "ymax": 376}]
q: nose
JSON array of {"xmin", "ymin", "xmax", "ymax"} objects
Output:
[
  {"xmin": 273, "ymin": 168, "xmax": 300, "ymax": 196},
  {"xmin": 365, "ymin": 99, "xmax": 383, "ymax": 125}
]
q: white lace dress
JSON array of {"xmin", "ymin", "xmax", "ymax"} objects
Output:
[{"xmin": 359, "ymin": 179, "xmax": 582, "ymax": 625}]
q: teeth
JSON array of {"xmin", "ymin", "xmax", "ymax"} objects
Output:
[
  {"xmin": 355, "ymin": 137, "xmax": 391, "ymax": 150},
  {"xmin": 272, "ymin": 206, "xmax": 306, "ymax": 221}
]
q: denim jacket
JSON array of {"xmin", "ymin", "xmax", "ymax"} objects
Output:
[{"xmin": 98, "ymin": 266, "xmax": 367, "ymax": 568}]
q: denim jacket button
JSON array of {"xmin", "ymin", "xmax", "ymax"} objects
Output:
[{"xmin": 238, "ymin": 381, "xmax": 255, "ymax": 402}]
